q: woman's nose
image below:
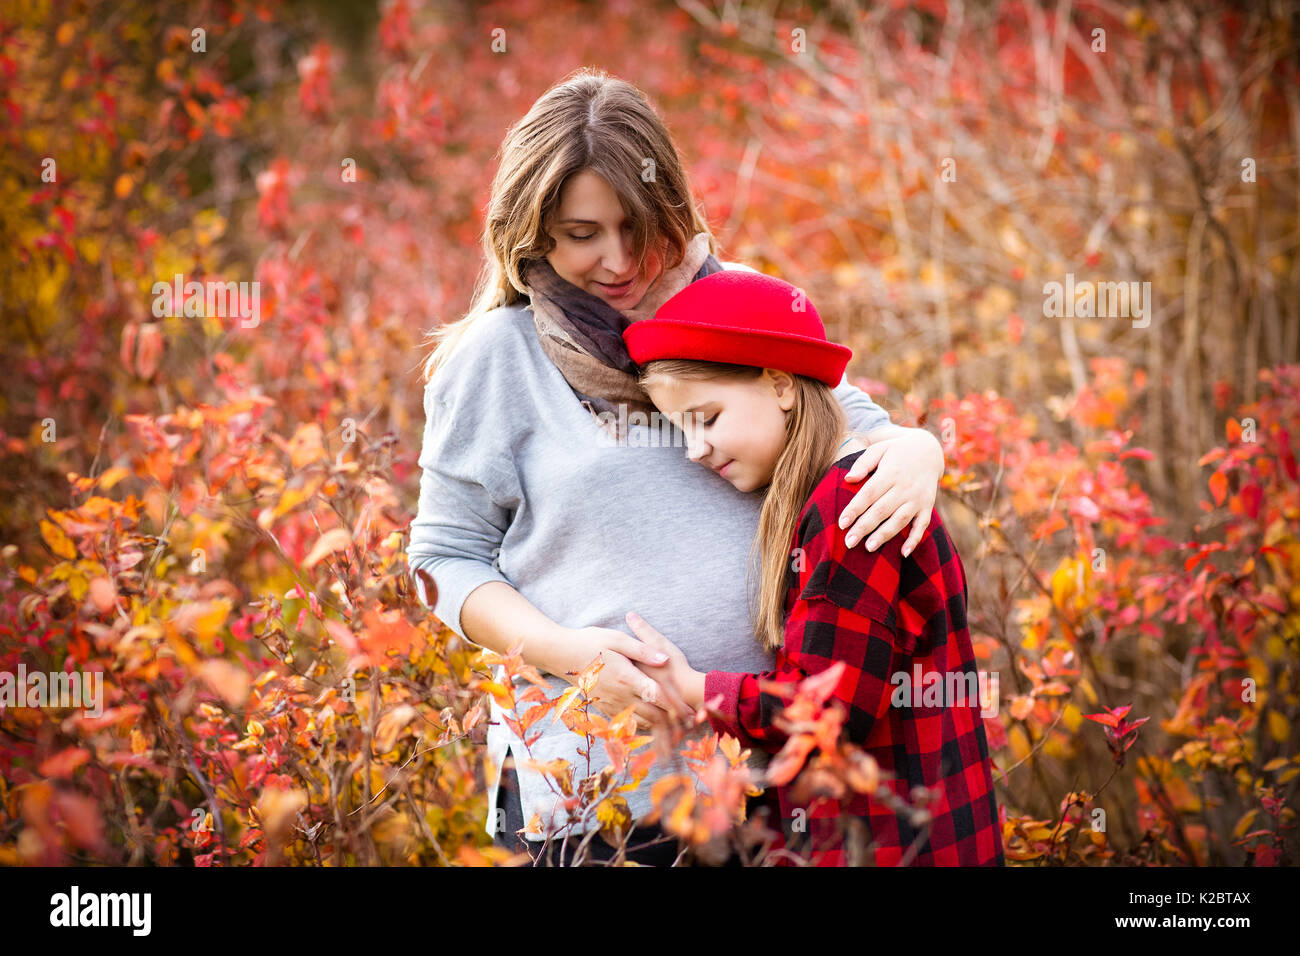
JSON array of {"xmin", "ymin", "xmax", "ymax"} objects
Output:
[{"xmin": 601, "ymin": 232, "xmax": 634, "ymax": 279}]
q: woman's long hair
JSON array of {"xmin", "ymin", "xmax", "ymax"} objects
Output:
[
  {"xmin": 636, "ymin": 360, "xmax": 849, "ymax": 653},
  {"xmin": 422, "ymin": 68, "xmax": 716, "ymax": 382}
]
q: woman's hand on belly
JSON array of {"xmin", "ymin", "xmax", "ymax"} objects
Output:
[{"xmin": 565, "ymin": 625, "xmax": 694, "ymax": 732}]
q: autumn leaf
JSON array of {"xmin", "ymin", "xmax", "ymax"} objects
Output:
[
  {"xmin": 595, "ymin": 795, "xmax": 632, "ymax": 847},
  {"xmin": 302, "ymin": 527, "xmax": 351, "ymax": 569},
  {"xmin": 40, "ymin": 518, "xmax": 77, "ymax": 559},
  {"xmin": 39, "ymin": 747, "xmax": 91, "ymax": 779},
  {"xmin": 197, "ymin": 659, "xmax": 251, "ymax": 708},
  {"xmin": 374, "ymin": 704, "xmax": 419, "ymax": 753}
]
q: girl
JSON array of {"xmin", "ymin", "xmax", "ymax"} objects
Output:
[
  {"xmin": 409, "ymin": 67, "xmax": 950, "ymax": 865},
  {"xmin": 622, "ymin": 269, "xmax": 1005, "ymax": 866}
]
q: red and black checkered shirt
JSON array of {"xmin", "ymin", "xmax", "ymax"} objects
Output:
[{"xmin": 705, "ymin": 451, "xmax": 1005, "ymax": 866}]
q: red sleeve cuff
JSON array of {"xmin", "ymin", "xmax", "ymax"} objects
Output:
[{"xmin": 704, "ymin": 670, "xmax": 746, "ymax": 737}]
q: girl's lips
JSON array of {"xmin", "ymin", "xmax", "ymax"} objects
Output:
[{"xmin": 719, "ymin": 460, "xmax": 734, "ymax": 477}]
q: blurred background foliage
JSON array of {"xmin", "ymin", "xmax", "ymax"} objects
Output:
[{"xmin": 0, "ymin": 0, "xmax": 1296, "ymax": 865}]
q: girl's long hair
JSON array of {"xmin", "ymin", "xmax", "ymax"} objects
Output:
[
  {"xmin": 636, "ymin": 360, "xmax": 849, "ymax": 653},
  {"xmin": 422, "ymin": 67, "xmax": 716, "ymax": 382}
]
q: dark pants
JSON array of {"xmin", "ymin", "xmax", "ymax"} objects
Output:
[{"xmin": 493, "ymin": 757, "xmax": 770, "ymax": 866}]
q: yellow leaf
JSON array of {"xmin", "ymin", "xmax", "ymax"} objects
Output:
[
  {"xmin": 97, "ymin": 466, "xmax": 130, "ymax": 490},
  {"xmin": 66, "ymin": 570, "xmax": 88, "ymax": 602},
  {"xmin": 113, "ymin": 174, "xmax": 134, "ymax": 199},
  {"xmin": 1008, "ymin": 725, "xmax": 1031, "ymax": 763},
  {"xmin": 595, "ymin": 795, "xmax": 632, "ymax": 845},
  {"xmin": 270, "ymin": 472, "xmax": 325, "ymax": 520},
  {"xmin": 288, "ymin": 423, "xmax": 326, "ymax": 469},
  {"xmin": 1062, "ymin": 703, "xmax": 1082, "ymax": 732},
  {"xmin": 1077, "ymin": 678, "xmax": 1099, "ymax": 707},
  {"xmin": 1232, "ymin": 809, "xmax": 1258, "ymax": 839},
  {"xmin": 40, "ymin": 519, "xmax": 77, "ymax": 559},
  {"xmin": 477, "ymin": 680, "xmax": 515, "ymax": 709},
  {"xmin": 1267, "ymin": 710, "xmax": 1289, "ymax": 744}
]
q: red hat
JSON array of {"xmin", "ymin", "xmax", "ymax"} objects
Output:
[{"xmin": 623, "ymin": 270, "xmax": 851, "ymax": 387}]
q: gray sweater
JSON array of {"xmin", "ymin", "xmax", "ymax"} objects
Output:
[{"xmin": 408, "ymin": 298, "xmax": 891, "ymax": 842}]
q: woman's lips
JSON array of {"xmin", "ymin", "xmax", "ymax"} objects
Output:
[
  {"xmin": 597, "ymin": 278, "xmax": 635, "ymax": 297},
  {"xmin": 719, "ymin": 460, "xmax": 734, "ymax": 477}
]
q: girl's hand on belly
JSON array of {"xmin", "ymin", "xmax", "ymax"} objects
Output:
[
  {"xmin": 838, "ymin": 426, "xmax": 943, "ymax": 558},
  {"xmin": 623, "ymin": 613, "xmax": 705, "ymax": 715},
  {"xmin": 566, "ymin": 625, "xmax": 692, "ymax": 731}
]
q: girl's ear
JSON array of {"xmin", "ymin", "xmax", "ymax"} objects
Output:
[{"xmin": 765, "ymin": 368, "xmax": 797, "ymax": 410}]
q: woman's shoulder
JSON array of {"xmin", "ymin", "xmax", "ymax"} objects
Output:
[
  {"xmin": 461, "ymin": 301, "xmax": 537, "ymax": 354},
  {"xmin": 425, "ymin": 302, "xmax": 537, "ymax": 391}
]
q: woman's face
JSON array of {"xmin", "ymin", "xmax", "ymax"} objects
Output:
[
  {"xmin": 642, "ymin": 369, "xmax": 796, "ymax": 493},
  {"xmin": 545, "ymin": 169, "xmax": 664, "ymax": 310}
]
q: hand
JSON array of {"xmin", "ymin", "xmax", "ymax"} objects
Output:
[
  {"xmin": 839, "ymin": 426, "xmax": 943, "ymax": 558},
  {"xmin": 564, "ymin": 625, "xmax": 691, "ymax": 731},
  {"xmin": 623, "ymin": 612, "xmax": 705, "ymax": 716}
]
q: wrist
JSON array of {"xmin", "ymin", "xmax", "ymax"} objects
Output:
[
  {"xmin": 686, "ymin": 669, "xmax": 707, "ymax": 711},
  {"xmin": 540, "ymin": 624, "xmax": 594, "ymax": 683}
]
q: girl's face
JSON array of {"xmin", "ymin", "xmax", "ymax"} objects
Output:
[
  {"xmin": 545, "ymin": 169, "xmax": 664, "ymax": 310},
  {"xmin": 642, "ymin": 369, "xmax": 797, "ymax": 493}
]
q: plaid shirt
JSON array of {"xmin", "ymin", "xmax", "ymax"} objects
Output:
[{"xmin": 705, "ymin": 451, "xmax": 1005, "ymax": 866}]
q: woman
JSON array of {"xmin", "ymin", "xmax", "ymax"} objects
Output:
[{"xmin": 408, "ymin": 68, "xmax": 947, "ymax": 865}]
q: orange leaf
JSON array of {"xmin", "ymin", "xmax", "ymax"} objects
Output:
[
  {"xmin": 1208, "ymin": 471, "xmax": 1228, "ymax": 506},
  {"xmin": 302, "ymin": 527, "xmax": 352, "ymax": 569},
  {"xmin": 197, "ymin": 659, "xmax": 251, "ymax": 708},
  {"xmin": 39, "ymin": 746, "xmax": 91, "ymax": 779}
]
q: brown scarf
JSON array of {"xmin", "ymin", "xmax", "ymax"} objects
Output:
[{"xmin": 523, "ymin": 231, "xmax": 723, "ymax": 440}]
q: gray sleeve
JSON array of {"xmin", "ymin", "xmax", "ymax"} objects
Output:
[
  {"xmin": 407, "ymin": 358, "xmax": 520, "ymax": 643},
  {"xmin": 832, "ymin": 372, "xmax": 892, "ymax": 434}
]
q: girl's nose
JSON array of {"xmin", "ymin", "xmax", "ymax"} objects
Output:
[{"xmin": 685, "ymin": 433, "xmax": 711, "ymax": 462}]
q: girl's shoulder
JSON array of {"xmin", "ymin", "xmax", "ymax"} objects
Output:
[
  {"xmin": 794, "ymin": 449, "xmax": 869, "ymax": 549},
  {"xmin": 789, "ymin": 449, "xmax": 902, "ymax": 625}
]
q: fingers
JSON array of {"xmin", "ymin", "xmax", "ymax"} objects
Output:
[
  {"xmin": 900, "ymin": 511, "xmax": 933, "ymax": 559},
  {"xmin": 838, "ymin": 474, "xmax": 886, "ymax": 535},
  {"xmin": 619, "ymin": 638, "xmax": 670, "ymax": 667},
  {"xmin": 842, "ymin": 442, "xmax": 886, "ymax": 484},
  {"xmin": 620, "ymin": 613, "xmax": 674, "ymax": 664},
  {"xmin": 843, "ymin": 488, "xmax": 898, "ymax": 548},
  {"xmin": 858, "ymin": 501, "xmax": 920, "ymax": 553}
]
